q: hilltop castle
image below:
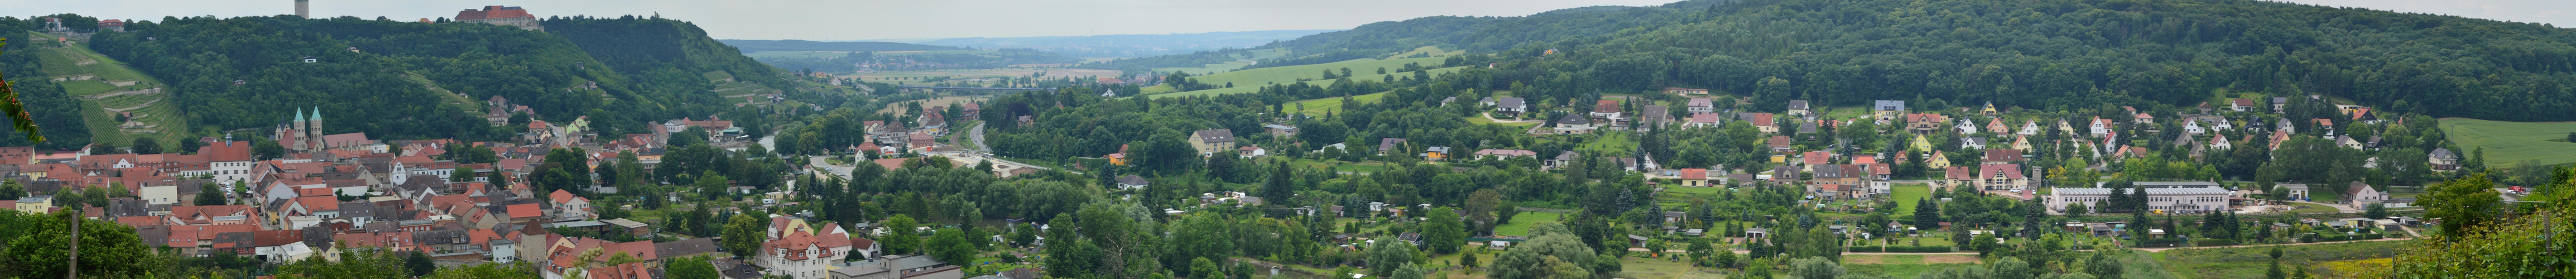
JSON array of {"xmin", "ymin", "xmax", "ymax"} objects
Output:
[{"xmin": 453, "ymin": 6, "xmax": 544, "ymax": 31}]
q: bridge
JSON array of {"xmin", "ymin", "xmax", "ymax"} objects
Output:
[{"xmin": 895, "ymin": 85, "xmax": 1053, "ymax": 92}]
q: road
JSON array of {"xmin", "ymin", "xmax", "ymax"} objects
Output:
[
  {"xmin": 810, "ymin": 156, "xmax": 853, "ymax": 179},
  {"xmin": 969, "ymin": 122, "xmax": 992, "ymax": 153}
]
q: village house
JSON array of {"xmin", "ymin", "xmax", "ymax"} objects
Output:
[{"xmin": 1188, "ymin": 129, "xmax": 1236, "ymax": 156}]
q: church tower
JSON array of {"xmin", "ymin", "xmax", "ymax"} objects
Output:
[
  {"xmin": 307, "ymin": 107, "xmax": 325, "ymax": 150},
  {"xmin": 288, "ymin": 108, "xmax": 309, "ymax": 151}
]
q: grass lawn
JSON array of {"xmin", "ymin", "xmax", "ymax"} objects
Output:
[
  {"xmin": 1282, "ymin": 92, "xmax": 1388, "ymax": 116},
  {"xmin": 1825, "ymin": 108, "xmax": 1870, "ymax": 121},
  {"xmin": 1580, "ymin": 132, "xmax": 1638, "ymax": 153},
  {"xmin": 2436, "ymin": 118, "xmax": 2576, "ymax": 166},
  {"xmin": 1890, "ymin": 184, "xmax": 1931, "ymax": 217},
  {"xmin": 1467, "ymin": 116, "xmax": 1542, "ymax": 127},
  {"xmin": 2154, "ymin": 240, "xmax": 2414, "ymax": 278},
  {"xmin": 1492, "ymin": 211, "xmax": 1566, "ymax": 237},
  {"xmin": 1616, "ymin": 255, "xmax": 1717, "ymax": 279}
]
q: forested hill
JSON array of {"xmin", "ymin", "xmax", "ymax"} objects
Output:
[
  {"xmin": 56, "ymin": 15, "xmax": 794, "ymax": 144},
  {"xmin": 545, "ymin": 16, "xmax": 802, "ymax": 109},
  {"xmin": 1247, "ymin": 0, "xmax": 2576, "ymax": 121},
  {"xmin": 716, "ymin": 39, "xmax": 962, "ymax": 52}
]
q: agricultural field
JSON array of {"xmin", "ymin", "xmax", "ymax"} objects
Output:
[
  {"xmin": 1280, "ymin": 92, "xmax": 1386, "ymax": 116},
  {"xmin": 1179, "ymin": 56, "xmax": 1452, "ymax": 88},
  {"xmin": 2435, "ymin": 118, "xmax": 2576, "ymax": 166},
  {"xmin": 1148, "ymin": 65, "xmax": 1470, "ymax": 99},
  {"xmin": 1150, "ymin": 49, "xmax": 1292, "ymax": 74}
]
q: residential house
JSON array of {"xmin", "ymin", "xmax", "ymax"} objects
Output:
[
  {"xmin": 1744, "ymin": 113, "xmax": 1778, "ymax": 134},
  {"xmin": 1188, "ymin": 129, "xmax": 1236, "ymax": 156},
  {"xmin": 757, "ymin": 217, "xmax": 858, "ymax": 279},
  {"xmin": 1678, "ymin": 169, "xmax": 1712, "ymax": 187},
  {"xmin": 1686, "ymin": 113, "xmax": 1722, "ymax": 128},
  {"xmin": 2429, "ymin": 148, "xmax": 2460, "ymax": 171},
  {"xmin": 1785, "ymin": 100, "xmax": 1811, "ymax": 117},
  {"xmin": 1687, "ymin": 98, "xmax": 1715, "ymax": 113},
  {"xmin": 1942, "ymin": 167, "xmax": 1976, "ymax": 190},
  {"xmin": 1976, "ymin": 164, "xmax": 2029, "ymax": 191},
  {"xmin": 1494, "ymin": 98, "xmax": 1529, "ymax": 117},
  {"xmin": 1552, "ymin": 114, "xmax": 1597, "ymax": 134},
  {"xmin": 1982, "ymin": 149, "xmax": 2025, "ymax": 165},
  {"xmin": 1872, "ymin": 100, "xmax": 1906, "ymax": 123},
  {"xmin": 2231, "ymin": 98, "xmax": 2256, "ymax": 112},
  {"xmin": 1114, "ymin": 175, "xmax": 1149, "ymax": 191},
  {"xmin": 1472, "ymin": 149, "xmax": 1537, "ymax": 161},
  {"xmin": 2344, "ymin": 182, "xmax": 2387, "ymax": 206}
]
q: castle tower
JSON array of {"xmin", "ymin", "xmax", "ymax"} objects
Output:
[{"xmin": 295, "ymin": 0, "xmax": 310, "ymax": 18}]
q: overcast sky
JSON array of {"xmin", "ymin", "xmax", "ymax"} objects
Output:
[{"xmin": 8, "ymin": 0, "xmax": 2570, "ymax": 41}]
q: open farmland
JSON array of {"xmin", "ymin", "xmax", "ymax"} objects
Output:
[{"xmin": 2437, "ymin": 118, "xmax": 2576, "ymax": 166}]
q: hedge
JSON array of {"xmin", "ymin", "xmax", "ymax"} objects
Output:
[
  {"xmin": 2193, "ymin": 239, "xmax": 2237, "ymax": 247},
  {"xmin": 1883, "ymin": 246, "xmax": 1955, "ymax": 253}
]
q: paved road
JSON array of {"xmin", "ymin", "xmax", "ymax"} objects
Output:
[
  {"xmin": 810, "ymin": 156, "xmax": 852, "ymax": 179},
  {"xmin": 969, "ymin": 122, "xmax": 992, "ymax": 153},
  {"xmin": 2283, "ymin": 200, "xmax": 2360, "ymax": 213}
]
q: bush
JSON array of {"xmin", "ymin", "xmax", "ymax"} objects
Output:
[{"xmin": 1847, "ymin": 246, "xmax": 1883, "ymax": 252}]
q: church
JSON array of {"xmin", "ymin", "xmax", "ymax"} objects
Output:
[{"xmin": 275, "ymin": 108, "xmax": 327, "ymax": 152}]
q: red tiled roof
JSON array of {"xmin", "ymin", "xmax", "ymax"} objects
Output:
[{"xmin": 507, "ymin": 203, "xmax": 541, "ymax": 219}]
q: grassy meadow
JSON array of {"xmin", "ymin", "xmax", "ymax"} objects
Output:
[{"xmin": 2436, "ymin": 118, "xmax": 2576, "ymax": 166}]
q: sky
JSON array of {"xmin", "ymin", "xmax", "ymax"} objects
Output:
[{"xmin": 8, "ymin": 0, "xmax": 2572, "ymax": 41}]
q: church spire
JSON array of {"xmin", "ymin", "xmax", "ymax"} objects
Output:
[
  {"xmin": 294, "ymin": 108, "xmax": 306, "ymax": 123},
  {"xmin": 310, "ymin": 107, "xmax": 322, "ymax": 122}
]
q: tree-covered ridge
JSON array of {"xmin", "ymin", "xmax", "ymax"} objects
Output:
[
  {"xmin": 85, "ymin": 16, "xmax": 498, "ymax": 141},
  {"xmin": 54, "ymin": 15, "xmax": 801, "ymax": 143},
  {"xmin": 0, "ymin": 24, "xmax": 95, "ymax": 150},
  {"xmin": 1254, "ymin": 0, "xmax": 2576, "ymax": 121}
]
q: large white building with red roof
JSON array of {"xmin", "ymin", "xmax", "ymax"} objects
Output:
[{"xmin": 758, "ymin": 216, "xmax": 864, "ymax": 279}]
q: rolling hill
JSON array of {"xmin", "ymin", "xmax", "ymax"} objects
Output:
[{"xmin": 1180, "ymin": 0, "xmax": 2576, "ymax": 121}]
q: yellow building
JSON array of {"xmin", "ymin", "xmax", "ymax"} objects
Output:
[
  {"xmin": 12, "ymin": 196, "xmax": 51, "ymax": 213},
  {"xmin": 1911, "ymin": 134, "xmax": 1934, "ymax": 152}
]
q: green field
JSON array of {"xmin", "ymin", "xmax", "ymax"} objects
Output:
[
  {"xmin": 2436, "ymin": 118, "xmax": 2576, "ymax": 166},
  {"xmin": 1890, "ymin": 184, "xmax": 1931, "ymax": 217},
  {"xmin": 1468, "ymin": 116, "xmax": 1542, "ymax": 127},
  {"xmin": 1148, "ymin": 65, "xmax": 1470, "ymax": 99},
  {"xmin": 1281, "ymin": 92, "xmax": 1387, "ymax": 116},
  {"xmin": 1842, "ymin": 254, "xmax": 1983, "ymax": 278},
  {"xmin": 1580, "ymin": 132, "xmax": 1639, "ymax": 153},
  {"xmin": 1492, "ymin": 211, "xmax": 1565, "ymax": 237},
  {"xmin": 2154, "ymin": 240, "xmax": 2414, "ymax": 278}
]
